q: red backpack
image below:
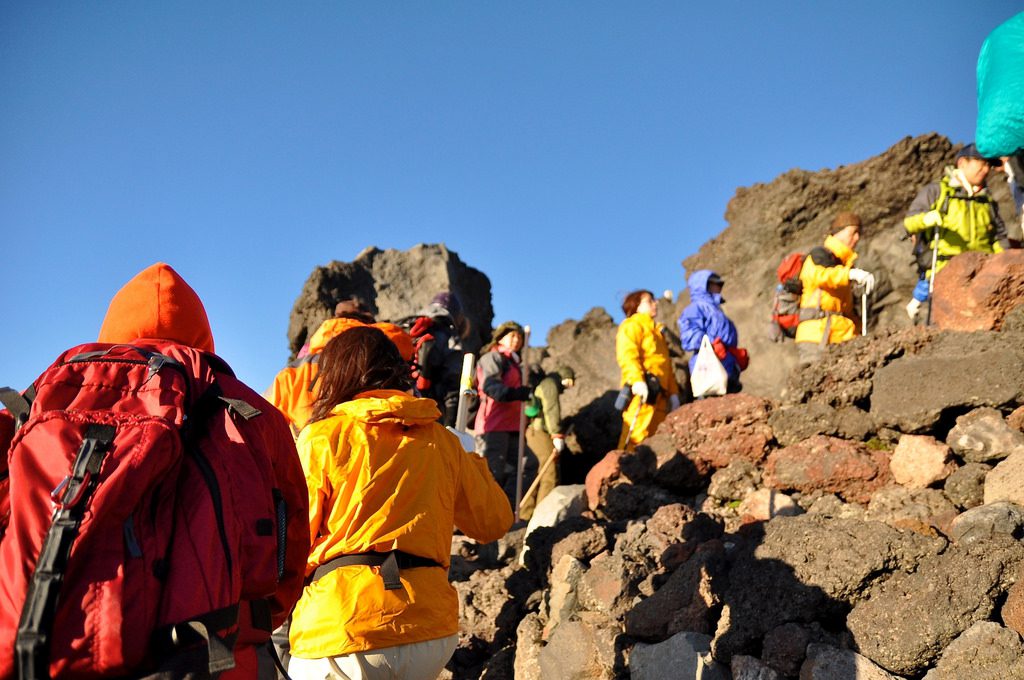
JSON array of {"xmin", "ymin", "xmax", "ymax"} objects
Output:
[
  {"xmin": 769, "ymin": 252, "xmax": 806, "ymax": 340},
  {"xmin": 0, "ymin": 342, "xmax": 309, "ymax": 679}
]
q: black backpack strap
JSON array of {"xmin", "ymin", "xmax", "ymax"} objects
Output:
[
  {"xmin": 152, "ymin": 604, "xmax": 240, "ymax": 675},
  {"xmin": 16, "ymin": 423, "xmax": 117, "ymax": 680},
  {"xmin": 307, "ymin": 550, "xmax": 443, "ymax": 590},
  {"xmin": 0, "ymin": 387, "xmax": 33, "ymax": 431}
]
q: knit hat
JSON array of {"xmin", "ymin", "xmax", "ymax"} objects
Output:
[
  {"xmin": 491, "ymin": 320, "xmax": 525, "ymax": 345},
  {"xmin": 430, "ymin": 291, "xmax": 462, "ymax": 316},
  {"xmin": 556, "ymin": 366, "xmax": 576, "ymax": 382},
  {"xmin": 334, "ymin": 297, "xmax": 370, "ymax": 317},
  {"xmin": 831, "ymin": 212, "xmax": 862, "ymax": 231}
]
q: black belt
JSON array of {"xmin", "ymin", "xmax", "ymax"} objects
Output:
[{"xmin": 309, "ymin": 550, "xmax": 443, "ymax": 591}]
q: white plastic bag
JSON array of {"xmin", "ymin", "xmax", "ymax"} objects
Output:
[{"xmin": 690, "ymin": 336, "xmax": 728, "ymax": 398}]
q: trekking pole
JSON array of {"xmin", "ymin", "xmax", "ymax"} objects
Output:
[
  {"xmin": 926, "ymin": 224, "xmax": 939, "ymax": 326},
  {"xmin": 861, "ymin": 292, "xmax": 868, "ymax": 336},
  {"xmin": 624, "ymin": 401, "xmax": 641, "ymax": 451},
  {"xmin": 518, "ymin": 447, "xmax": 559, "ymax": 514},
  {"xmin": 514, "ymin": 325, "xmax": 531, "ymax": 521},
  {"xmin": 454, "ymin": 353, "xmax": 476, "ymax": 431}
]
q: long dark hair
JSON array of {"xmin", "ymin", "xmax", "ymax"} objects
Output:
[
  {"xmin": 309, "ymin": 326, "xmax": 415, "ymax": 423},
  {"xmin": 621, "ymin": 289, "xmax": 654, "ymax": 317}
]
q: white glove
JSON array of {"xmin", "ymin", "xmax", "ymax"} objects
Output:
[
  {"xmin": 848, "ymin": 268, "xmax": 876, "ymax": 296},
  {"xmin": 446, "ymin": 426, "xmax": 479, "ymax": 456},
  {"xmin": 631, "ymin": 381, "xmax": 649, "ymax": 402},
  {"xmin": 922, "ymin": 210, "xmax": 943, "ymax": 228},
  {"xmin": 669, "ymin": 394, "xmax": 681, "ymax": 411},
  {"xmin": 553, "ymin": 436, "xmax": 566, "ymax": 453}
]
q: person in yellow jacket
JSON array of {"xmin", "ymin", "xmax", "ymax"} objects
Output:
[
  {"xmin": 616, "ymin": 289, "xmax": 681, "ymax": 449},
  {"xmin": 288, "ymin": 326, "xmax": 512, "ymax": 680},
  {"xmin": 268, "ymin": 299, "xmax": 415, "ymax": 435},
  {"xmin": 794, "ymin": 213, "xmax": 875, "ymax": 365}
]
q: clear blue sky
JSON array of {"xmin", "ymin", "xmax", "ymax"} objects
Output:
[{"xmin": 2, "ymin": 3, "xmax": 1019, "ymax": 392}]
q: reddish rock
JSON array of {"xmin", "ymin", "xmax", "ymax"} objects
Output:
[
  {"xmin": 584, "ymin": 447, "xmax": 655, "ymax": 511},
  {"xmin": 1001, "ymin": 580, "xmax": 1024, "ymax": 638},
  {"xmin": 1007, "ymin": 405, "xmax": 1024, "ymax": 433},
  {"xmin": 764, "ymin": 435, "xmax": 892, "ymax": 503},
  {"xmin": 656, "ymin": 394, "xmax": 774, "ymax": 475},
  {"xmin": 933, "ymin": 250, "xmax": 1024, "ymax": 332}
]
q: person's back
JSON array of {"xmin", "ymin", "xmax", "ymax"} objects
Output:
[
  {"xmin": 288, "ymin": 327, "xmax": 511, "ymax": 679},
  {"xmin": 0, "ymin": 263, "xmax": 309, "ymax": 679},
  {"xmin": 794, "ymin": 213, "xmax": 874, "ymax": 364}
]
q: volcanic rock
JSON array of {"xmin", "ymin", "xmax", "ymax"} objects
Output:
[
  {"xmin": 932, "ymin": 250, "xmax": 1024, "ymax": 331},
  {"xmin": 865, "ymin": 486, "xmax": 958, "ymax": 536},
  {"xmin": 537, "ymin": 617, "xmax": 618, "ymax": 680},
  {"xmin": 629, "ymin": 631, "xmax": 728, "ymax": 680},
  {"xmin": 889, "ymin": 434, "xmax": 955, "ymax": 489},
  {"xmin": 287, "ymin": 243, "xmax": 493, "ymax": 357},
  {"xmin": 846, "ymin": 535, "xmax": 1024, "ymax": 676},
  {"xmin": 731, "ymin": 655, "xmax": 783, "ymax": 680},
  {"xmin": 800, "ymin": 644, "xmax": 901, "ymax": 680},
  {"xmin": 764, "ymin": 435, "xmax": 891, "ymax": 503},
  {"xmin": 941, "ymin": 462, "xmax": 989, "ymax": 510},
  {"xmin": 768, "ymin": 403, "xmax": 874, "ymax": 446},
  {"xmin": 947, "ymin": 406, "xmax": 1024, "ymax": 463},
  {"xmin": 947, "ymin": 501, "xmax": 1024, "ymax": 546},
  {"xmin": 921, "ymin": 621, "xmax": 1024, "ymax": 680},
  {"xmin": 985, "ymin": 451, "xmax": 1024, "ymax": 506}
]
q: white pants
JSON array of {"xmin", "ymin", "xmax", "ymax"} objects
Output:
[{"xmin": 288, "ymin": 634, "xmax": 459, "ymax": 680}]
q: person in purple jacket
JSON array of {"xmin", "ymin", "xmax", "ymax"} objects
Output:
[{"xmin": 678, "ymin": 270, "xmax": 747, "ymax": 393}]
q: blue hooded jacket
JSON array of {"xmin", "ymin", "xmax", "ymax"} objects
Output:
[{"xmin": 678, "ymin": 270, "xmax": 739, "ymax": 378}]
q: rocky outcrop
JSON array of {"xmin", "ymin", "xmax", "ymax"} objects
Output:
[
  {"xmin": 933, "ymin": 250, "xmax": 1024, "ymax": 332},
  {"xmin": 286, "ymin": 243, "xmax": 494, "ymax": 357}
]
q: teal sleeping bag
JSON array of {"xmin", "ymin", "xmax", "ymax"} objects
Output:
[{"xmin": 976, "ymin": 12, "xmax": 1024, "ymax": 158}]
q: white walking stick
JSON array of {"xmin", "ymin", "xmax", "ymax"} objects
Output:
[
  {"xmin": 454, "ymin": 353, "xmax": 475, "ymax": 432},
  {"xmin": 861, "ymin": 292, "xmax": 868, "ymax": 336},
  {"xmin": 514, "ymin": 325, "xmax": 531, "ymax": 521}
]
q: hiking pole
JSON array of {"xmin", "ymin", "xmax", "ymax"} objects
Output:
[
  {"xmin": 518, "ymin": 447, "xmax": 559, "ymax": 514},
  {"xmin": 861, "ymin": 292, "xmax": 868, "ymax": 336},
  {"xmin": 454, "ymin": 353, "xmax": 476, "ymax": 431},
  {"xmin": 926, "ymin": 224, "xmax": 939, "ymax": 326},
  {"xmin": 514, "ymin": 325, "xmax": 531, "ymax": 521},
  {"xmin": 624, "ymin": 401, "xmax": 641, "ymax": 452}
]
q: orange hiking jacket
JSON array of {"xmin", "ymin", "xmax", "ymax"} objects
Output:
[
  {"xmin": 269, "ymin": 318, "xmax": 415, "ymax": 432},
  {"xmin": 289, "ymin": 390, "xmax": 512, "ymax": 658}
]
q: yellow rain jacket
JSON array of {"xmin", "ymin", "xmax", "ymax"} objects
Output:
[
  {"xmin": 289, "ymin": 390, "xmax": 512, "ymax": 659},
  {"xmin": 794, "ymin": 235, "xmax": 858, "ymax": 345},
  {"xmin": 269, "ymin": 318, "xmax": 415, "ymax": 432},
  {"xmin": 615, "ymin": 313, "xmax": 679, "ymax": 448}
]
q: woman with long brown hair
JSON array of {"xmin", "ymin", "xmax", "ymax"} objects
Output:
[{"xmin": 287, "ymin": 326, "xmax": 512, "ymax": 680}]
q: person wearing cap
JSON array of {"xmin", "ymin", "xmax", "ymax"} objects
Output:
[
  {"xmin": 678, "ymin": 270, "xmax": 747, "ymax": 393},
  {"xmin": 519, "ymin": 366, "xmax": 575, "ymax": 520},
  {"xmin": 474, "ymin": 321, "xmax": 533, "ymax": 507},
  {"xmin": 903, "ymin": 143, "xmax": 1010, "ymax": 321},
  {"xmin": 794, "ymin": 213, "xmax": 875, "ymax": 364},
  {"xmin": 268, "ymin": 297, "xmax": 415, "ymax": 435},
  {"xmin": 410, "ymin": 291, "xmax": 467, "ymax": 426},
  {"xmin": 616, "ymin": 290, "xmax": 681, "ymax": 449}
]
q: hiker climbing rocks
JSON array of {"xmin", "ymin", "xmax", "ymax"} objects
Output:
[
  {"xmin": 616, "ymin": 290, "xmax": 681, "ymax": 450},
  {"xmin": 678, "ymin": 270, "xmax": 747, "ymax": 393},
  {"xmin": 903, "ymin": 144, "xmax": 1010, "ymax": 322},
  {"xmin": 474, "ymin": 321, "xmax": 533, "ymax": 508},
  {"xmin": 0, "ymin": 263, "xmax": 309, "ymax": 678},
  {"xmin": 794, "ymin": 213, "xmax": 875, "ymax": 365},
  {"xmin": 519, "ymin": 366, "xmax": 575, "ymax": 521},
  {"xmin": 288, "ymin": 326, "xmax": 511, "ymax": 679},
  {"xmin": 268, "ymin": 300, "xmax": 414, "ymax": 435},
  {"xmin": 406, "ymin": 291, "xmax": 468, "ymax": 426}
]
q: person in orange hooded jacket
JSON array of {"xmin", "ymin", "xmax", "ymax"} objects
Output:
[
  {"xmin": 269, "ymin": 299, "xmax": 415, "ymax": 435},
  {"xmin": 0, "ymin": 263, "xmax": 310, "ymax": 679},
  {"xmin": 288, "ymin": 326, "xmax": 511, "ymax": 679}
]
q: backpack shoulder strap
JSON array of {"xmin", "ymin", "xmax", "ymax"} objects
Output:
[{"xmin": 0, "ymin": 386, "xmax": 33, "ymax": 431}]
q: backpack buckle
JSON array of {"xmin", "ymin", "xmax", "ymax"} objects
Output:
[{"xmin": 51, "ymin": 472, "xmax": 91, "ymax": 510}]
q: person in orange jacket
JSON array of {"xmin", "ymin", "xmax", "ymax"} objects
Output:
[
  {"xmin": 288, "ymin": 326, "xmax": 512, "ymax": 679},
  {"xmin": 268, "ymin": 299, "xmax": 415, "ymax": 435}
]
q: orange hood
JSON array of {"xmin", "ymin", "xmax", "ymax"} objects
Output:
[
  {"xmin": 98, "ymin": 263, "xmax": 215, "ymax": 352},
  {"xmin": 308, "ymin": 318, "xmax": 415, "ymax": 362}
]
